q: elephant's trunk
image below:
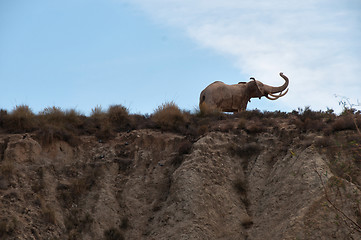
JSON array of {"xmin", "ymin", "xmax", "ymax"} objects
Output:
[{"xmin": 263, "ymin": 72, "xmax": 289, "ymax": 94}]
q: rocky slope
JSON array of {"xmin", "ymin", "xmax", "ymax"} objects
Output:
[{"xmin": 0, "ymin": 118, "xmax": 361, "ymax": 239}]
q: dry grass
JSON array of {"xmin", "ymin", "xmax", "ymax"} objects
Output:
[
  {"xmin": 152, "ymin": 101, "xmax": 189, "ymax": 132},
  {"xmin": 35, "ymin": 125, "xmax": 80, "ymax": 147},
  {"xmin": 0, "ymin": 109, "xmax": 7, "ymax": 130},
  {"xmin": 35, "ymin": 107, "xmax": 84, "ymax": 146},
  {"xmin": 3, "ymin": 105, "xmax": 37, "ymax": 133},
  {"xmin": 89, "ymin": 105, "xmax": 107, "ymax": 130},
  {"xmin": 332, "ymin": 115, "xmax": 358, "ymax": 132},
  {"xmin": 107, "ymin": 105, "xmax": 130, "ymax": 131},
  {"xmin": 39, "ymin": 107, "xmax": 84, "ymax": 129}
]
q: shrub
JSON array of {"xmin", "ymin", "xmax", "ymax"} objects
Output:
[
  {"xmin": 39, "ymin": 107, "xmax": 84, "ymax": 129},
  {"xmin": 88, "ymin": 106, "xmax": 116, "ymax": 140},
  {"xmin": 35, "ymin": 125, "xmax": 80, "ymax": 147},
  {"xmin": 314, "ymin": 136, "xmax": 334, "ymax": 148},
  {"xmin": 3, "ymin": 105, "xmax": 37, "ymax": 133},
  {"xmin": 130, "ymin": 114, "xmax": 155, "ymax": 130},
  {"xmin": 107, "ymin": 105, "xmax": 130, "ymax": 131},
  {"xmin": 39, "ymin": 107, "xmax": 64, "ymax": 124},
  {"xmin": 303, "ymin": 118, "xmax": 326, "ymax": 132},
  {"xmin": 94, "ymin": 124, "xmax": 115, "ymax": 142},
  {"xmin": 245, "ymin": 120, "xmax": 266, "ymax": 134},
  {"xmin": 152, "ymin": 102, "xmax": 189, "ymax": 132},
  {"xmin": 0, "ymin": 109, "xmax": 7, "ymax": 129},
  {"xmin": 90, "ymin": 105, "xmax": 107, "ymax": 128},
  {"xmin": 332, "ymin": 115, "xmax": 355, "ymax": 132}
]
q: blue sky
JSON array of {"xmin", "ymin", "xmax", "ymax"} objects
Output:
[{"xmin": 1, "ymin": 0, "xmax": 360, "ymax": 115}]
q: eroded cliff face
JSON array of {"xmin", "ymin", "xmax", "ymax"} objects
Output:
[{"xmin": 0, "ymin": 125, "xmax": 360, "ymax": 239}]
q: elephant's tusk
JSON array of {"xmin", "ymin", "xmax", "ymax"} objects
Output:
[
  {"xmin": 269, "ymin": 88, "xmax": 289, "ymax": 98},
  {"xmin": 265, "ymin": 95, "xmax": 279, "ymax": 100}
]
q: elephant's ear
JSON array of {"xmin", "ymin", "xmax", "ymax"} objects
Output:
[{"xmin": 246, "ymin": 79, "xmax": 264, "ymax": 98}]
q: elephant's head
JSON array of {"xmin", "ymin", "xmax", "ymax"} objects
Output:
[{"xmin": 245, "ymin": 72, "xmax": 289, "ymax": 100}]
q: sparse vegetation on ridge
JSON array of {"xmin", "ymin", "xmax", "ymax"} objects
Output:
[
  {"xmin": 0, "ymin": 104, "xmax": 360, "ymax": 142},
  {"xmin": 0, "ymin": 101, "xmax": 361, "ymax": 239}
]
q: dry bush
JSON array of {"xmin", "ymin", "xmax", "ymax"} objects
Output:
[
  {"xmin": 332, "ymin": 115, "xmax": 358, "ymax": 132},
  {"xmin": 95, "ymin": 124, "xmax": 115, "ymax": 142},
  {"xmin": 289, "ymin": 107, "xmax": 333, "ymax": 132},
  {"xmin": 39, "ymin": 107, "xmax": 84, "ymax": 129},
  {"xmin": 37, "ymin": 106, "xmax": 85, "ymax": 143},
  {"xmin": 88, "ymin": 106, "xmax": 116, "ymax": 141},
  {"xmin": 64, "ymin": 109, "xmax": 85, "ymax": 128},
  {"xmin": 39, "ymin": 106, "xmax": 64, "ymax": 124},
  {"xmin": 324, "ymin": 133, "xmax": 361, "ymax": 187},
  {"xmin": 152, "ymin": 102, "xmax": 189, "ymax": 132},
  {"xmin": 245, "ymin": 120, "xmax": 266, "ymax": 134},
  {"xmin": 0, "ymin": 109, "xmax": 7, "ymax": 129},
  {"xmin": 314, "ymin": 136, "xmax": 334, "ymax": 148},
  {"xmin": 130, "ymin": 114, "xmax": 155, "ymax": 130},
  {"xmin": 35, "ymin": 125, "xmax": 80, "ymax": 147},
  {"xmin": 303, "ymin": 118, "xmax": 327, "ymax": 132},
  {"xmin": 89, "ymin": 105, "xmax": 107, "ymax": 128},
  {"xmin": 3, "ymin": 105, "xmax": 37, "ymax": 133},
  {"xmin": 107, "ymin": 105, "xmax": 130, "ymax": 131}
]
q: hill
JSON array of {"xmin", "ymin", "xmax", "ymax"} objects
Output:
[{"xmin": 0, "ymin": 105, "xmax": 361, "ymax": 239}]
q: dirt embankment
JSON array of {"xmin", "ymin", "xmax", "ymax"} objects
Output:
[{"xmin": 0, "ymin": 122, "xmax": 361, "ymax": 239}]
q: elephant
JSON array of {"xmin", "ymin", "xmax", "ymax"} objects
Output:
[{"xmin": 199, "ymin": 72, "xmax": 289, "ymax": 113}]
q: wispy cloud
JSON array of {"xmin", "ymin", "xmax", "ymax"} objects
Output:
[{"xmin": 128, "ymin": 0, "xmax": 361, "ymax": 111}]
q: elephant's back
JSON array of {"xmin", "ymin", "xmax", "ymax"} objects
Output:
[{"xmin": 200, "ymin": 81, "xmax": 230, "ymax": 104}]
